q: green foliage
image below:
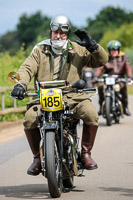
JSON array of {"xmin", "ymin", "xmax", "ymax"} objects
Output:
[
  {"xmin": 17, "ymin": 11, "xmax": 51, "ymax": 48},
  {"xmin": 0, "ymin": 47, "xmax": 27, "ymax": 86},
  {"xmin": 85, "ymin": 6, "xmax": 133, "ymax": 42},
  {"xmin": 0, "ymin": 31, "xmax": 20, "ymax": 53},
  {"xmin": 125, "ymin": 47, "xmax": 133, "ymax": 66},
  {"xmin": 1, "ymin": 113, "xmax": 25, "ymax": 122},
  {"xmin": 127, "ymin": 85, "xmax": 133, "ymax": 95},
  {"xmin": 0, "ymin": 47, "xmax": 33, "ymax": 122},
  {"xmin": 99, "ymin": 23, "xmax": 133, "ymax": 51}
]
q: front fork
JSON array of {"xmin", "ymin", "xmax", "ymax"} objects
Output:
[
  {"xmin": 39, "ymin": 111, "xmax": 81, "ymax": 178},
  {"xmin": 39, "ymin": 111, "xmax": 60, "ymax": 177},
  {"xmin": 105, "ymin": 87, "xmax": 115, "ymax": 112}
]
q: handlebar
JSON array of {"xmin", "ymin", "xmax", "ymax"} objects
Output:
[
  {"xmin": 24, "ymin": 92, "xmax": 38, "ymax": 97},
  {"xmin": 62, "ymin": 87, "xmax": 97, "ymax": 94},
  {"xmin": 25, "ymin": 88, "xmax": 97, "ymax": 97},
  {"xmin": 10, "ymin": 92, "xmax": 38, "ymax": 99},
  {"xmin": 96, "ymin": 77, "xmax": 133, "ymax": 85},
  {"xmin": 11, "ymin": 87, "xmax": 97, "ymax": 99}
]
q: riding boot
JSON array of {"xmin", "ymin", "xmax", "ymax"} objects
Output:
[
  {"xmin": 81, "ymin": 124, "xmax": 98, "ymax": 170},
  {"xmin": 123, "ymin": 106, "xmax": 131, "ymax": 116},
  {"xmin": 121, "ymin": 93, "xmax": 131, "ymax": 116},
  {"xmin": 120, "ymin": 83, "xmax": 131, "ymax": 116},
  {"xmin": 25, "ymin": 128, "xmax": 41, "ymax": 175}
]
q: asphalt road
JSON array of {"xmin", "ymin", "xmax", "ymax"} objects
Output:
[{"xmin": 0, "ymin": 95, "xmax": 133, "ymax": 200}]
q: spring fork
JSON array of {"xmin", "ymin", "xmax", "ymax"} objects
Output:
[{"xmin": 60, "ymin": 114, "xmax": 64, "ymax": 160}]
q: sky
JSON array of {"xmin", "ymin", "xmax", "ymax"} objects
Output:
[{"xmin": 0, "ymin": 0, "xmax": 133, "ymax": 36}]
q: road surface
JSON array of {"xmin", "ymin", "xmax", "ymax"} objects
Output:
[{"xmin": 0, "ymin": 95, "xmax": 133, "ymax": 200}]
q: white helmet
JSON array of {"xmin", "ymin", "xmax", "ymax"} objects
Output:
[{"xmin": 50, "ymin": 15, "xmax": 71, "ymax": 33}]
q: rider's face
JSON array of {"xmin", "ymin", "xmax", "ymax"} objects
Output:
[
  {"xmin": 51, "ymin": 29, "xmax": 68, "ymax": 41},
  {"xmin": 109, "ymin": 49, "xmax": 119, "ymax": 57}
]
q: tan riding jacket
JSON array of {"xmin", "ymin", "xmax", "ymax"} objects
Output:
[{"xmin": 17, "ymin": 40, "xmax": 108, "ymax": 88}]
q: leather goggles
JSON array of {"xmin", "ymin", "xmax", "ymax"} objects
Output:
[{"xmin": 51, "ymin": 23, "xmax": 70, "ymax": 33}]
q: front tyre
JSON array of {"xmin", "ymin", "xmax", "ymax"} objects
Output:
[
  {"xmin": 45, "ymin": 131, "xmax": 62, "ymax": 198},
  {"xmin": 105, "ymin": 96, "xmax": 112, "ymax": 126}
]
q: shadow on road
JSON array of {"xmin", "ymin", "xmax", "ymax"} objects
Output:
[
  {"xmin": 99, "ymin": 187, "xmax": 133, "ymax": 197},
  {"xmin": 98, "ymin": 122, "xmax": 107, "ymax": 127},
  {"xmin": 0, "ymin": 184, "xmax": 85, "ymax": 199},
  {"xmin": 0, "ymin": 184, "xmax": 51, "ymax": 199},
  {"xmin": 98, "ymin": 120, "xmax": 126, "ymax": 127},
  {"xmin": 63, "ymin": 186, "xmax": 85, "ymax": 194}
]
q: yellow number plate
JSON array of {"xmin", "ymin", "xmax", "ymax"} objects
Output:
[{"xmin": 40, "ymin": 88, "xmax": 63, "ymax": 111}]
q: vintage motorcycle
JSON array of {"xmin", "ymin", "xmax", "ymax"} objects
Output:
[
  {"xmin": 97, "ymin": 74, "xmax": 132, "ymax": 126},
  {"xmin": 8, "ymin": 72, "xmax": 97, "ymax": 198}
]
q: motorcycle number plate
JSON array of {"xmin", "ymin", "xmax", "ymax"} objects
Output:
[
  {"xmin": 40, "ymin": 88, "xmax": 63, "ymax": 111},
  {"xmin": 105, "ymin": 77, "xmax": 115, "ymax": 85}
]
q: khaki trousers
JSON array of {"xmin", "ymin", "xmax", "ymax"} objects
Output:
[{"xmin": 23, "ymin": 93, "xmax": 98, "ymax": 129}]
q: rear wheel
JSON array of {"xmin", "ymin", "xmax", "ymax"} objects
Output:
[
  {"xmin": 45, "ymin": 131, "xmax": 62, "ymax": 198},
  {"xmin": 105, "ymin": 96, "xmax": 112, "ymax": 126}
]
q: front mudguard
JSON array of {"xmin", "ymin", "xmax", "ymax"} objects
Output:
[
  {"xmin": 40, "ymin": 121, "xmax": 58, "ymax": 176},
  {"xmin": 101, "ymin": 91, "xmax": 112, "ymax": 115}
]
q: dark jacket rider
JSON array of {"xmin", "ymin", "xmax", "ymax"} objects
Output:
[{"xmin": 93, "ymin": 40, "xmax": 133, "ymax": 116}]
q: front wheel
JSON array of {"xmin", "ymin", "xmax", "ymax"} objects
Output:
[
  {"xmin": 45, "ymin": 131, "xmax": 62, "ymax": 198},
  {"xmin": 105, "ymin": 96, "xmax": 112, "ymax": 126}
]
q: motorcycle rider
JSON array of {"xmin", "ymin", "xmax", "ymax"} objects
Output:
[
  {"xmin": 92, "ymin": 40, "xmax": 133, "ymax": 116},
  {"xmin": 11, "ymin": 15, "xmax": 108, "ymax": 176}
]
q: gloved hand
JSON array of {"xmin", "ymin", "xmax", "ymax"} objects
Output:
[
  {"xmin": 127, "ymin": 77, "xmax": 131, "ymax": 83},
  {"xmin": 11, "ymin": 84, "xmax": 27, "ymax": 100},
  {"xmin": 127, "ymin": 76, "xmax": 133, "ymax": 83},
  {"xmin": 92, "ymin": 76, "xmax": 99, "ymax": 83},
  {"xmin": 74, "ymin": 29, "xmax": 98, "ymax": 53}
]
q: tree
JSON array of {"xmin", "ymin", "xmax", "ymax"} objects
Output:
[
  {"xmin": 0, "ymin": 31, "xmax": 20, "ymax": 53},
  {"xmin": 85, "ymin": 6, "xmax": 133, "ymax": 42},
  {"xmin": 99, "ymin": 23, "xmax": 133, "ymax": 50},
  {"xmin": 17, "ymin": 11, "xmax": 51, "ymax": 48},
  {"xmin": 1, "ymin": 6, "xmax": 133, "ymax": 53}
]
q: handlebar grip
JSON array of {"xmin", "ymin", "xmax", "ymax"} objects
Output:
[
  {"xmin": 11, "ymin": 92, "xmax": 38, "ymax": 99},
  {"xmin": 23, "ymin": 92, "xmax": 38, "ymax": 97},
  {"xmin": 82, "ymin": 88, "xmax": 96, "ymax": 92}
]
